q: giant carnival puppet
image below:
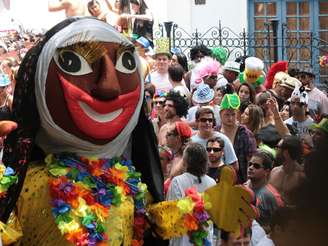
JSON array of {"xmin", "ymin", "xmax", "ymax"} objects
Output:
[{"xmin": 0, "ymin": 17, "xmax": 257, "ymax": 246}]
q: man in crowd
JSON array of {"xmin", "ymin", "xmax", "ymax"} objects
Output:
[
  {"xmin": 48, "ymin": 0, "xmax": 85, "ymax": 17},
  {"xmin": 311, "ymin": 117, "xmax": 328, "ymax": 151},
  {"xmin": 220, "ymin": 94, "xmax": 257, "ymax": 183},
  {"xmin": 206, "ymin": 136, "xmax": 225, "ymax": 182},
  {"xmin": 217, "ymin": 61, "xmax": 240, "ymax": 88},
  {"xmin": 150, "ymin": 39, "xmax": 172, "ymax": 92},
  {"xmin": 269, "ymin": 136, "xmax": 305, "ymax": 205},
  {"xmin": 284, "ymin": 87, "xmax": 313, "ymax": 137},
  {"xmin": 297, "ymin": 67, "xmax": 328, "ymax": 121},
  {"xmin": 158, "ymin": 90, "xmax": 189, "ymax": 145},
  {"xmin": 267, "ymin": 73, "xmax": 300, "ymax": 110},
  {"xmin": 191, "ymin": 107, "xmax": 238, "ymax": 170},
  {"xmin": 246, "ymin": 151, "xmax": 284, "ymax": 229}
]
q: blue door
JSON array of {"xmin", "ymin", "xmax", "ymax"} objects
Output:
[{"xmin": 248, "ymin": 0, "xmax": 328, "ymax": 85}]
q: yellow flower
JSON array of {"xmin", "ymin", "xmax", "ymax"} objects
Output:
[
  {"xmin": 0, "ymin": 164, "xmax": 6, "ymax": 179},
  {"xmin": 58, "ymin": 220, "xmax": 80, "ymax": 234},
  {"xmin": 203, "ymin": 193, "xmax": 212, "ymax": 210},
  {"xmin": 177, "ymin": 197, "xmax": 194, "ymax": 214},
  {"xmin": 72, "ymin": 198, "xmax": 89, "ymax": 217},
  {"xmin": 138, "ymin": 183, "xmax": 148, "ymax": 193}
]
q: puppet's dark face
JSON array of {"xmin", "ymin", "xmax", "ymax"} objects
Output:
[{"xmin": 45, "ymin": 42, "xmax": 141, "ymax": 144}]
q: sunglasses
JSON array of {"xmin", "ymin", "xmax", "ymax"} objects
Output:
[
  {"xmin": 166, "ymin": 131, "xmax": 178, "ymax": 137},
  {"xmin": 145, "ymin": 95, "xmax": 152, "ymax": 101},
  {"xmin": 248, "ymin": 162, "xmax": 263, "ymax": 169},
  {"xmin": 155, "ymin": 100, "xmax": 165, "ymax": 105},
  {"xmin": 208, "ymin": 75, "xmax": 218, "ymax": 80},
  {"xmin": 199, "ymin": 118, "xmax": 214, "ymax": 123},
  {"xmin": 206, "ymin": 147, "xmax": 223, "ymax": 153}
]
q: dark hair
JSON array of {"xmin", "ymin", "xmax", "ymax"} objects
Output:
[
  {"xmin": 239, "ymin": 100, "xmax": 251, "ymax": 114},
  {"xmin": 130, "ymin": 0, "xmax": 148, "ymax": 14},
  {"xmin": 237, "ymin": 83, "xmax": 256, "ymax": 104},
  {"xmin": 195, "ymin": 107, "xmax": 216, "ymax": 126},
  {"xmin": 288, "ymin": 68, "xmax": 300, "ymax": 78},
  {"xmin": 218, "ymin": 83, "xmax": 235, "ymax": 96},
  {"xmin": 144, "ymin": 83, "xmax": 155, "ymax": 98},
  {"xmin": 165, "ymin": 90, "xmax": 189, "ymax": 117},
  {"xmin": 190, "ymin": 44, "xmax": 212, "ymax": 61},
  {"xmin": 207, "ymin": 136, "xmax": 225, "ymax": 148},
  {"xmin": 173, "ymin": 52, "xmax": 188, "ymax": 72},
  {"xmin": 280, "ymin": 136, "xmax": 303, "ymax": 163},
  {"xmin": 87, "ymin": 0, "xmax": 99, "ymax": 14},
  {"xmin": 252, "ymin": 150, "xmax": 274, "ymax": 170},
  {"xmin": 184, "ymin": 143, "xmax": 208, "ymax": 182},
  {"xmin": 168, "ymin": 64, "xmax": 184, "ymax": 82}
]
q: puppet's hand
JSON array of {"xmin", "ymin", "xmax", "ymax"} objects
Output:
[
  {"xmin": 204, "ymin": 166, "xmax": 258, "ymax": 236},
  {"xmin": 0, "ymin": 121, "xmax": 17, "ymax": 137}
]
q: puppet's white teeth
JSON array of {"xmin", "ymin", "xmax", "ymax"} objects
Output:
[{"xmin": 78, "ymin": 101, "xmax": 123, "ymax": 123}]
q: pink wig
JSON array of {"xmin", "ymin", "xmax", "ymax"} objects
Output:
[{"xmin": 193, "ymin": 57, "xmax": 222, "ymax": 84}]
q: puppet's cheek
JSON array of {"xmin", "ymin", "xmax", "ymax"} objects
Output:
[{"xmin": 59, "ymin": 74, "xmax": 141, "ymax": 140}]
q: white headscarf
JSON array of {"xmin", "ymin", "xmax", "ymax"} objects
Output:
[{"xmin": 35, "ymin": 18, "xmax": 144, "ymax": 158}]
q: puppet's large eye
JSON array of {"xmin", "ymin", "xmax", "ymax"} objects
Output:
[
  {"xmin": 54, "ymin": 50, "xmax": 92, "ymax": 75},
  {"xmin": 115, "ymin": 50, "xmax": 137, "ymax": 74}
]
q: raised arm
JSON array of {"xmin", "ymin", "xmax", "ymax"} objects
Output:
[{"xmin": 48, "ymin": 0, "xmax": 71, "ymax": 12}]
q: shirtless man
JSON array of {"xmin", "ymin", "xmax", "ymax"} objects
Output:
[
  {"xmin": 48, "ymin": 0, "xmax": 85, "ymax": 17},
  {"xmin": 269, "ymin": 136, "xmax": 305, "ymax": 205}
]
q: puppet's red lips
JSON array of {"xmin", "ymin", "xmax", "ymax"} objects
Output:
[{"xmin": 57, "ymin": 74, "xmax": 140, "ymax": 139}]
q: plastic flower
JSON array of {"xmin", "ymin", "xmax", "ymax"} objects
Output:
[{"xmin": 177, "ymin": 197, "xmax": 194, "ymax": 214}]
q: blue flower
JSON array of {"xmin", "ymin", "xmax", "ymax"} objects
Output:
[{"xmin": 4, "ymin": 167, "xmax": 14, "ymax": 176}]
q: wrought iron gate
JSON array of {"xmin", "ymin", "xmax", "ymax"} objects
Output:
[{"xmin": 155, "ymin": 21, "xmax": 328, "ymax": 87}]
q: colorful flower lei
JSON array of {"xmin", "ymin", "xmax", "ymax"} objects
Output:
[
  {"xmin": 177, "ymin": 187, "xmax": 212, "ymax": 246},
  {"xmin": 46, "ymin": 153, "xmax": 148, "ymax": 246},
  {"xmin": 320, "ymin": 54, "xmax": 328, "ymax": 67},
  {"xmin": 0, "ymin": 163, "xmax": 18, "ymax": 198}
]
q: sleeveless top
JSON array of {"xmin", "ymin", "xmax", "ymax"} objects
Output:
[{"xmin": 0, "ymin": 94, "xmax": 11, "ymax": 121}]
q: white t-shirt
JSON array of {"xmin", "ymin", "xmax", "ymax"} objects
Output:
[
  {"xmin": 251, "ymin": 220, "xmax": 275, "ymax": 246},
  {"xmin": 173, "ymin": 85, "xmax": 191, "ymax": 99},
  {"xmin": 191, "ymin": 131, "xmax": 237, "ymax": 165},
  {"xmin": 307, "ymin": 87, "xmax": 328, "ymax": 118},
  {"xmin": 150, "ymin": 71, "xmax": 172, "ymax": 92},
  {"xmin": 284, "ymin": 117, "xmax": 314, "ymax": 137}
]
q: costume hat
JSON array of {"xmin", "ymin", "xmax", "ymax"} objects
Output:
[
  {"xmin": 192, "ymin": 84, "xmax": 215, "ymax": 104},
  {"xmin": 0, "ymin": 74, "xmax": 10, "ymax": 87},
  {"xmin": 224, "ymin": 61, "xmax": 240, "ymax": 74},
  {"xmin": 153, "ymin": 37, "xmax": 171, "ymax": 58},
  {"xmin": 220, "ymin": 93, "xmax": 240, "ymax": 110}
]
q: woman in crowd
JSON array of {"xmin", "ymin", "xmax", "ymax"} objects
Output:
[
  {"xmin": 166, "ymin": 142, "xmax": 216, "ymax": 246},
  {"xmin": 122, "ymin": 0, "xmax": 154, "ymax": 41},
  {"xmin": 165, "ymin": 121, "xmax": 192, "ymax": 179},
  {"xmin": 237, "ymin": 82, "xmax": 256, "ymax": 104},
  {"xmin": 151, "ymin": 90, "xmax": 167, "ymax": 135},
  {"xmin": 171, "ymin": 50, "xmax": 189, "ymax": 73},
  {"xmin": 241, "ymin": 104, "xmax": 264, "ymax": 134}
]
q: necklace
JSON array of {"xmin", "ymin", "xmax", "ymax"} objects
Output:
[{"xmin": 47, "ymin": 153, "xmax": 148, "ymax": 246}]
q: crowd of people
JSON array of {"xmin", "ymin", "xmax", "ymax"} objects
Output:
[{"xmin": 0, "ymin": 1, "xmax": 328, "ymax": 245}]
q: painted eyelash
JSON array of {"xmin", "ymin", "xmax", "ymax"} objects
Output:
[
  {"xmin": 116, "ymin": 45, "xmax": 135, "ymax": 57},
  {"xmin": 58, "ymin": 41, "xmax": 107, "ymax": 64}
]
